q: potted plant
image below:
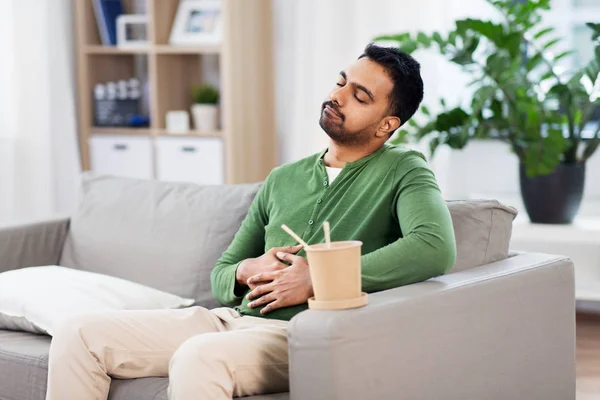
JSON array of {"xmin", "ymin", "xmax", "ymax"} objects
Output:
[
  {"xmin": 191, "ymin": 83, "xmax": 220, "ymax": 133},
  {"xmin": 375, "ymin": 0, "xmax": 600, "ymax": 224}
]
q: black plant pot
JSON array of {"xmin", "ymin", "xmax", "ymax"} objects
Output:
[{"xmin": 519, "ymin": 163, "xmax": 585, "ymax": 224}]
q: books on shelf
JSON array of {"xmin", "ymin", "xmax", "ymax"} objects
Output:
[{"xmin": 92, "ymin": 0, "xmax": 123, "ymax": 46}]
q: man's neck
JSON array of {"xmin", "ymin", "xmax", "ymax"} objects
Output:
[{"xmin": 322, "ymin": 141, "xmax": 383, "ymax": 168}]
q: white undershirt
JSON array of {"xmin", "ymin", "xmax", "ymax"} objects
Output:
[{"xmin": 325, "ymin": 166, "xmax": 343, "ymax": 184}]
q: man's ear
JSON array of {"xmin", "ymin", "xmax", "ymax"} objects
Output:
[{"xmin": 375, "ymin": 116, "xmax": 401, "ymax": 138}]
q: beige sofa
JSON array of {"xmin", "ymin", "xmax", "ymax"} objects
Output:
[{"xmin": 0, "ymin": 175, "xmax": 576, "ymax": 400}]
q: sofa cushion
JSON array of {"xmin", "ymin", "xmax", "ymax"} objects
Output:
[
  {"xmin": 447, "ymin": 199, "xmax": 518, "ymax": 273},
  {"xmin": 60, "ymin": 175, "xmax": 262, "ymax": 308},
  {"xmin": 0, "ymin": 330, "xmax": 50, "ymax": 400}
]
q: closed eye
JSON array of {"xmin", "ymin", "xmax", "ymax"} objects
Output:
[{"xmin": 336, "ymin": 82, "xmax": 366, "ymax": 103}]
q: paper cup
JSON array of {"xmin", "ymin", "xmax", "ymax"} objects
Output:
[{"xmin": 305, "ymin": 240, "xmax": 367, "ymax": 309}]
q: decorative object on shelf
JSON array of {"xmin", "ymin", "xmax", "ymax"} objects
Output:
[
  {"xmin": 166, "ymin": 111, "xmax": 191, "ymax": 135},
  {"xmin": 191, "ymin": 84, "xmax": 219, "ymax": 133},
  {"xmin": 92, "ymin": 0, "xmax": 123, "ymax": 46},
  {"xmin": 375, "ymin": 0, "xmax": 600, "ymax": 224},
  {"xmin": 94, "ymin": 78, "xmax": 150, "ymax": 127},
  {"xmin": 116, "ymin": 15, "xmax": 149, "ymax": 49},
  {"xmin": 169, "ymin": 0, "xmax": 222, "ymax": 46}
]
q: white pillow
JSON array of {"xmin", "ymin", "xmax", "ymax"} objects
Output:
[{"xmin": 0, "ymin": 266, "xmax": 195, "ymax": 335}]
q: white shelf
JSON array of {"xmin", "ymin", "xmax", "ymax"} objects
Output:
[
  {"xmin": 511, "ymin": 217, "xmax": 600, "ymax": 302},
  {"xmin": 511, "ymin": 218, "xmax": 600, "ymax": 245},
  {"xmin": 577, "ymin": 283, "xmax": 600, "ymax": 302}
]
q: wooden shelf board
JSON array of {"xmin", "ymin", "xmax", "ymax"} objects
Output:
[
  {"xmin": 154, "ymin": 45, "xmax": 221, "ymax": 55},
  {"xmin": 84, "ymin": 45, "xmax": 150, "ymax": 55},
  {"xmin": 156, "ymin": 130, "xmax": 223, "ymax": 138},
  {"xmin": 89, "ymin": 127, "xmax": 152, "ymax": 135}
]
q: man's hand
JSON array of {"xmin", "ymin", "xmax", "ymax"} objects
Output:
[
  {"xmin": 246, "ymin": 251, "xmax": 313, "ymax": 314},
  {"xmin": 236, "ymin": 245, "xmax": 303, "ymax": 290}
]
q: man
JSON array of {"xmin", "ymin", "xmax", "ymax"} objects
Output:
[{"xmin": 46, "ymin": 44, "xmax": 456, "ymax": 400}]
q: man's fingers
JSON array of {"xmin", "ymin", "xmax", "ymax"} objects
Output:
[
  {"xmin": 269, "ymin": 261, "xmax": 288, "ymax": 271},
  {"xmin": 260, "ymin": 299, "xmax": 283, "ymax": 315},
  {"xmin": 247, "ymin": 280, "xmax": 268, "ymax": 290},
  {"xmin": 270, "ymin": 244, "xmax": 303, "ymax": 254},
  {"xmin": 248, "ymin": 292, "xmax": 276, "ymax": 309},
  {"xmin": 247, "ymin": 270, "xmax": 280, "ymax": 286},
  {"xmin": 276, "ymin": 251, "xmax": 303, "ymax": 263},
  {"xmin": 246, "ymin": 280, "xmax": 275, "ymax": 300}
]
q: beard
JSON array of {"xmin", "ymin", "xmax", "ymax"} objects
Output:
[{"xmin": 319, "ymin": 101, "xmax": 371, "ymax": 146}]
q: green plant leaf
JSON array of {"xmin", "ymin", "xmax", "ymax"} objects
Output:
[
  {"xmin": 542, "ymin": 38, "xmax": 561, "ymax": 50},
  {"xmin": 533, "ymin": 27, "xmax": 554, "ymax": 39},
  {"xmin": 429, "ymin": 136, "xmax": 441, "ymax": 157},
  {"xmin": 503, "ymin": 32, "xmax": 523, "ymax": 58},
  {"xmin": 490, "ymin": 98, "xmax": 503, "ymax": 119},
  {"xmin": 456, "ymin": 19, "xmax": 504, "ymax": 41},
  {"xmin": 584, "ymin": 60, "xmax": 600, "ymax": 83},
  {"xmin": 432, "ymin": 32, "xmax": 444, "ymax": 46},
  {"xmin": 450, "ymin": 50, "xmax": 475, "ymax": 65},
  {"xmin": 586, "ymin": 22, "xmax": 600, "ymax": 41},
  {"xmin": 373, "ymin": 33, "xmax": 411, "ymax": 42},
  {"xmin": 448, "ymin": 31, "xmax": 458, "ymax": 46},
  {"xmin": 421, "ymin": 105, "xmax": 430, "ymax": 116},
  {"xmin": 192, "ymin": 84, "xmax": 219, "ymax": 104},
  {"xmin": 416, "ymin": 32, "xmax": 432, "ymax": 47},
  {"xmin": 434, "ymin": 107, "xmax": 470, "ymax": 132},
  {"xmin": 399, "ymin": 41, "xmax": 419, "ymax": 54},
  {"xmin": 391, "ymin": 129, "xmax": 411, "ymax": 144},
  {"xmin": 541, "ymin": 70, "xmax": 557, "ymax": 81},
  {"xmin": 523, "ymin": 129, "xmax": 568, "ymax": 176},
  {"xmin": 554, "ymin": 50, "xmax": 575, "ymax": 63},
  {"xmin": 471, "ymin": 85, "xmax": 497, "ymax": 112},
  {"xmin": 526, "ymin": 53, "xmax": 543, "ymax": 71}
]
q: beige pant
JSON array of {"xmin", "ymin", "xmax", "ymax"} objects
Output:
[{"xmin": 45, "ymin": 307, "xmax": 289, "ymax": 400}]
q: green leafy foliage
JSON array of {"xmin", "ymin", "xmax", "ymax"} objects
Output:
[
  {"xmin": 192, "ymin": 84, "xmax": 219, "ymax": 104},
  {"xmin": 374, "ymin": 0, "xmax": 600, "ymax": 176}
]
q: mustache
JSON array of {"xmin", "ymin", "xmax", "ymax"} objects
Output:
[{"xmin": 322, "ymin": 101, "xmax": 344, "ymax": 121}]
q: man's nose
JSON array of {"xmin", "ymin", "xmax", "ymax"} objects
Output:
[{"xmin": 330, "ymin": 87, "xmax": 344, "ymax": 107}]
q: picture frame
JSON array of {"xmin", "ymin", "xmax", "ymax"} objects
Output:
[
  {"xmin": 169, "ymin": 0, "xmax": 222, "ymax": 46},
  {"xmin": 116, "ymin": 15, "xmax": 149, "ymax": 49}
]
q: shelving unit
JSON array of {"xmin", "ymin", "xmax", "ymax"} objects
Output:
[{"xmin": 73, "ymin": 0, "xmax": 276, "ymax": 184}]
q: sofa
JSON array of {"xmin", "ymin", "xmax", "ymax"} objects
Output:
[{"xmin": 0, "ymin": 175, "xmax": 576, "ymax": 400}]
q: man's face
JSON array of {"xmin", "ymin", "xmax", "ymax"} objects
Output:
[{"xmin": 319, "ymin": 57, "xmax": 395, "ymax": 146}]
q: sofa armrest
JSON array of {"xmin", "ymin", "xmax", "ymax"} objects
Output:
[
  {"xmin": 0, "ymin": 217, "xmax": 70, "ymax": 273},
  {"xmin": 288, "ymin": 253, "xmax": 575, "ymax": 400}
]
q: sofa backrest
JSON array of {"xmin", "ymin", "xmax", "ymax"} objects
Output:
[
  {"xmin": 60, "ymin": 175, "xmax": 261, "ymax": 309},
  {"xmin": 447, "ymin": 200, "xmax": 518, "ymax": 273},
  {"xmin": 60, "ymin": 175, "xmax": 517, "ymax": 307}
]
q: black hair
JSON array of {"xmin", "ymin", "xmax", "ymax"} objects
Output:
[{"xmin": 359, "ymin": 43, "xmax": 424, "ymax": 127}]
